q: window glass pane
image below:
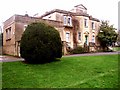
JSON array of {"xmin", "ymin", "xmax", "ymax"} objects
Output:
[
  {"xmin": 92, "ymin": 22, "xmax": 95, "ymax": 29},
  {"xmin": 84, "ymin": 19, "xmax": 88, "ymax": 28},
  {"xmin": 9, "ymin": 28, "xmax": 11, "ymax": 39},
  {"xmin": 68, "ymin": 18, "xmax": 70, "ymax": 25},
  {"xmin": 6, "ymin": 27, "xmax": 11, "ymax": 40},
  {"xmin": 78, "ymin": 32, "xmax": 81, "ymax": 40},
  {"xmin": 92, "ymin": 35, "xmax": 95, "ymax": 43},
  {"xmin": 6, "ymin": 30, "xmax": 8, "ymax": 39},
  {"xmin": 66, "ymin": 33, "xmax": 70, "ymax": 42},
  {"xmin": 64, "ymin": 16, "xmax": 67, "ymax": 25},
  {"xmin": 68, "ymin": 17, "xmax": 72, "ymax": 26}
]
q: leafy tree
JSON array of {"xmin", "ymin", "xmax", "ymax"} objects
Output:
[
  {"xmin": 117, "ymin": 30, "xmax": 120, "ymax": 46},
  {"xmin": 20, "ymin": 22, "xmax": 62, "ymax": 64},
  {"xmin": 97, "ymin": 21, "xmax": 118, "ymax": 50},
  {"xmin": 0, "ymin": 26, "xmax": 2, "ymax": 47},
  {"xmin": 0, "ymin": 33, "xmax": 3, "ymax": 47}
]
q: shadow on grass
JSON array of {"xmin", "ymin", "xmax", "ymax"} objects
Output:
[{"xmin": 22, "ymin": 58, "xmax": 61, "ymax": 65}]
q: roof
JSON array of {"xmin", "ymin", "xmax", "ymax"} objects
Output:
[
  {"xmin": 40, "ymin": 9, "xmax": 100, "ymax": 22},
  {"xmin": 90, "ymin": 17, "xmax": 100, "ymax": 22},
  {"xmin": 74, "ymin": 4, "xmax": 87, "ymax": 10},
  {"xmin": 40, "ymin": 9, "xmax": 73, "ymax": 18},
  {"xmin": 40, "ymin": 9, "xmax": 89, "ymax": 18}
]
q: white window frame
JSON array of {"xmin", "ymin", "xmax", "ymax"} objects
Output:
[
  {"xmin": 66, "ymin": 32, "xmax": 70, "ymax": 42},
  {"xmin": 92, "ymin": 35, "xmax": 95, "ymax": 43},
  {"xmin": 63, "ymin": 16, "xmax": 67, "ymax": 25},
  {"xmin": 92, "ymin": 22, "xmax": 95, "ymax": 30},
  {"xmin": 63, "ymin": 16, "xmax": 72, "ymax": 26},
  {"xmin": 67, "ymin": 16, "xmax": 72, "ymax": 26},
  {"xmin": 78, "ymin": 32, "xmax": 81, "ymax": 40},
  {"xmin": 84, "ymin": 19, "xmax": 88, "ymax": 28}
]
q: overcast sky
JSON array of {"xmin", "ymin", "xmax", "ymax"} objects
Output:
[{"xmin": 0, "ymin": 0, "xmax": 119, "ymax": 30}]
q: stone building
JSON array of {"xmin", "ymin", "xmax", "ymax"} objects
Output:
[{"xmin": 3, "ymin": 4, "xmax": 100, "ymax": 56}]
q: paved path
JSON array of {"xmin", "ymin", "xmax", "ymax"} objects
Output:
[
  {"xmin": 63, "ymin": 51, "xmax": 119, "ymax": 57},
  {"xmin": 0, "ymin": 51, "xmax": 119, "ymax": 62},
  {"xmin": 0, "ymin": 55, "xmax": 24, "ymax": 62}
]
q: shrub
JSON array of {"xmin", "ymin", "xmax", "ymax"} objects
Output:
[
  {"xmin": 70, "ymin": 46, "xmax": 85, "ymax": 54},
  {"xmin": 20, "ymin": 22, "xmax": 62, "ymax": 63}
]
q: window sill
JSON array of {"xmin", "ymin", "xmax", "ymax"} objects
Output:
[
  {"xmin": 66, "ymin": 41, "xmax": 70, "ymax": 43},
  {"xmin": 6, "ymin": 38, "xmax": 11, "ymax": 41},
  {"xmin": 78, "ymin": 40, "xmax": 82, "ymax": 42},
  {"xmin": 78, "ymin": 40, "xmax": 82, "ymax": 44},
  {"xmin": 85, "ymin": 26, "xmax": 88, "ymax": 28},
  {"xmin": 64, "ymin": 25, "xmax": 73, "ymax": 28},
  {"xmin": 92, "ymin": 30, "xmax": 95, "ymax": 33}
]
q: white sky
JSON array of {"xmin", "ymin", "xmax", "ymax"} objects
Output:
[{"xmin": 0, "ymin": 0, "xmax": 119, "ymax": 30}]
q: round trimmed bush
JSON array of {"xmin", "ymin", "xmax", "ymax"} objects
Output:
[
  {"xmin": 70, "ymin": 46, "xmax": 85, "ymax": 54},
  {"xmin": 20, "ymin": 22, "xmax": 62, "ymax": 63}
]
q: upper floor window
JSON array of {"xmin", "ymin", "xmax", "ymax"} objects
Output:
[
  {"xmin": 6, "ymin": 30, "xmax": 8, "ymax": 39},
  {"xmin": 6, "ymin": 27, "xmax": 11, "ymax": 40},
  {"xmin": 92, "ymin": 22, "xmax": 95, "ymax": 30},
  {"xmin": 66, "ymin": 32, "xmax": 70, "ymax": 42},
  {"xmin": 64, "ymin": 16, "xmax": 67, "ymax": 25},
  {"xmin": 78, "ymin": 32, "xmax": 81, "ymax": 40},
  {"xmin": 63, "ymin": 16, "xmax": 72, "ymax": 26},
  {"xmin": 84, "ymin": 19, "xmax": 88, "ymax": 28},
  {"xmin": 67, "ymin": 16, "xmax": 72, "ymax": 26}
]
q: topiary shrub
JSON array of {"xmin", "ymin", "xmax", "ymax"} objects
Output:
[
  {"xmin": 20, "ymin": 22, "xmax": 62, "ymax": 63},
  {"xmin": 70, "ymin": 46, "xmax": 85, "ymax": 54}
]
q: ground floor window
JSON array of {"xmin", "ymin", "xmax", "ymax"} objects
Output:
[
  {"xmin": 85, "ymin": 35, "xmax": 89, "ymax": 45},
  {"xmin": 66, "ymin": 32, "xmax": 70, "ymax": 42},
  {"xmin": 92, "ymin": 35, "xmax": 95, "ymax": 43},
  {"xmin": 78, "ymin": 32, "xmax": 81, "ymax": 40}
]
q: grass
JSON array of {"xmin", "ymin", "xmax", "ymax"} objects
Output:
[
  {"xmin": 2, "ymin": 55, "xmax": 119, "ymax": 88},
  {"xmin": 0, "ymin": 62, "xmax": 2, "ymax": 89}
]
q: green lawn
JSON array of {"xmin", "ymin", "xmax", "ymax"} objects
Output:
[
  {"xmin": 2, "ymin": 55, "xmax": 119, "ymax": 88},
  {"xmin": 0, "ymin": 62, "xmax": 2, "ymax": 89}
]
